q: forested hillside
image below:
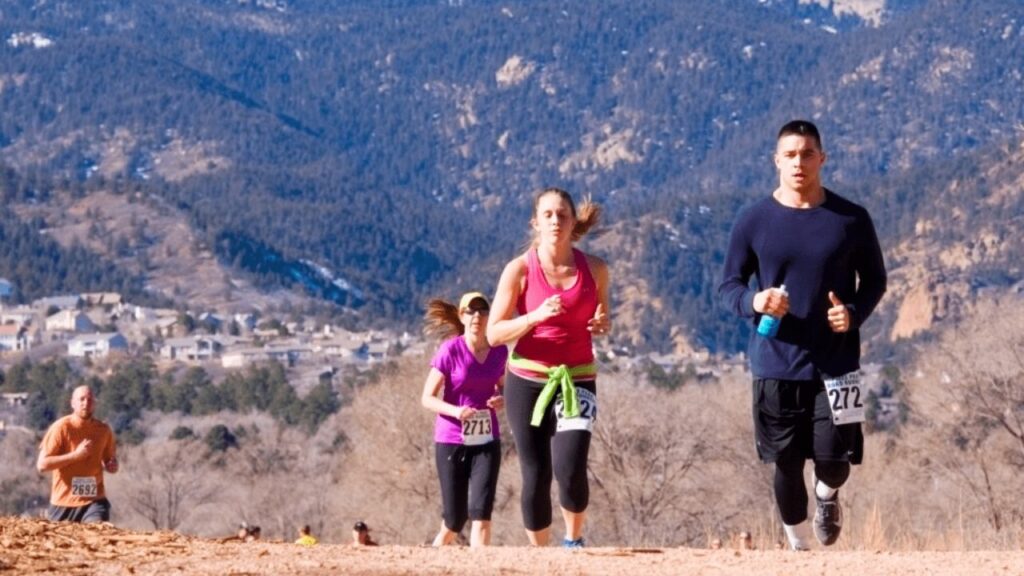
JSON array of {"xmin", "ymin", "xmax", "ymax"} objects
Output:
[
  {"xmin": 1, "ymin": 0, "xmax": 1021, "ymax": 352},
  {"xmin": 0, "ymin": 168, "xmax": 157, "ymax": 304}
]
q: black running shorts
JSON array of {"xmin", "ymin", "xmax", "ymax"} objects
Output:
[
  {"xmin": 47, "ymin": 498, "xmax": 111, "ymax": 523},
  {"xmin": 752, "ymin": 378, "xmax": 863, "ymax": 464}
]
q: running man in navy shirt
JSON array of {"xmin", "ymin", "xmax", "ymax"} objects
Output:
[{"xmin": 718, "ymin": 120, "xmax": 886, "ymax": 550}]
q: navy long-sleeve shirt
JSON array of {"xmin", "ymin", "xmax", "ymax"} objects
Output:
[{"xmin": 718, "ymin": 189, "xmax": 887, "ymax": 380}]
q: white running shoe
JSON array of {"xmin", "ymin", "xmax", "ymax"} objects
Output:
[{"xmin": 783, "ymin": 522, "xmax": 812, "ymax": 551}]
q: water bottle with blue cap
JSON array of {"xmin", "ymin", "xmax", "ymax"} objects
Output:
[{"xmin": 756, "ymin": 284, "xmax": 787, "ymax": 338}]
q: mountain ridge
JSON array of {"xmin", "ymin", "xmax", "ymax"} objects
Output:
[{"xmin": 1, "ymin": 0, "xmax": 1021, "ymax": 354}]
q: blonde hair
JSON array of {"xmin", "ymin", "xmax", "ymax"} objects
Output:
[
  {"xmin": 529, "ymin": 187, "xmax": 602, "ymax": 247},
  {"xmin": 423, "ymin": 298, "xmax": 464, "ymax": 340}
]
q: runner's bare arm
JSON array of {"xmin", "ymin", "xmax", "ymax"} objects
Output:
[
  {"xmin": 487, "ymin": 255, "xmax": 562, "ymax": 345},
  {"xmin": 586, "ymin": 254, "xmax": 612, "ymax": 336},
  {"xmin": 421, "ymin": 367, "xmax": 474, "ymax": 420},
  {"xmin": 486, "ymin": 256, "xmax": 531, "ymax": 346},
  {"xmin": 103, "ymin": 433, "xmax": 119, "ymax": 473},
  {"xmin": 485, "ymin": 374, "xmax": 506, "ymax": 410}
]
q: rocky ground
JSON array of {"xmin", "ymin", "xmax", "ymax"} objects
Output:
[{"xmin": 2, "ymin": 517, "xmax": 1022, "ymax": 576}]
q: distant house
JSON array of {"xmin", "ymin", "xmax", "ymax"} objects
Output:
[
  {"xmin": 232, "ymin": 313, "xmax": 257, "ymax": 332},
  {"xmin": 33, "ymin": 295, "xmax": 82, "ymax": 312},
  {"xmin": 82, "ymin": 292, "xmax": 123, "ymax": 308},
  {"xmin": 45, "ymin": 309, "xmax": 97, "ymax": 333},
  {"xmin": 160, "ymin": 336, "xmax": 224, "ymax": 362},
  {"xmin": 253, "ymin": 326, "xmax": 283, "ymax": 339},
  {"xmin": 197, "ymin": 312, "xmax": 223, "ymax": 333},
  {"xmin": 0, "ymin": 324, "xmax": 30, "ymax": 352},
  {"xmin": 126, "ymin": 308, "xmax": 180, "ymax": 337},
  {"xmin": 366, "ymin": 341, "xmax": 389, "ymax": 362},
  {"xmin": 130, "ymin": 306, "xmax": 156, "ymax": 321},
  {"xmin": 221, "ymin": 347, "xmax": 270, "ymax": 369},
  {"xmin": 319, "ymin": 337, "xmax": 368, "ymax": 359},
  {"xmin": 265, "ymin": 344, "xmax": 313, "ymax": 368},
  {"xmin": 152, "ymin": 316, "xmax": 179, "ymax": 337},
  {"xmin": 1, "ymin": 306, "xmax": 36, "ymax": 327},
  {"xmin": 67, "ymin": 333, "xmax": 128, "ymax": 358},
  {"xmin": 1, "ymin": 392, "xmax": 29, "ymax": 406}
]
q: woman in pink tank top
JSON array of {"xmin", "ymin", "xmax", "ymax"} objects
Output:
[{"xmin": 487, "ymin": 187, "xmax": 612, "ymax": 548}]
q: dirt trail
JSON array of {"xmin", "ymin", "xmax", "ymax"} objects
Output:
[{"xmin": 1, "ymin": 517, "xmax": 1022, "ymax": 575}]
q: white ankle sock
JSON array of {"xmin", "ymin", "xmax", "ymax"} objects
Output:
[
  {"xmin": 815, "ymin": 480, "xmax": 837, "ymax": 501},
  {"xmin": 783, "ymin": 522, "xmax": 812, "ymax": 551}
]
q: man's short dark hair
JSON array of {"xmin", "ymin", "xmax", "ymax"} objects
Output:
[{"xmin": 778, "ymin": 120, "xmax": 822, "ymax": 150}]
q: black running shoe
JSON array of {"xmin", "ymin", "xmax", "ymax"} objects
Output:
[{"xmin": 813, "ymin": 492, "xmax": 843, "ymax": 546}]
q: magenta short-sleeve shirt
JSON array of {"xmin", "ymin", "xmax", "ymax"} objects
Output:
[{"xmin": 430, "ymin": 337, "xmax": 508, "ymax": 445}]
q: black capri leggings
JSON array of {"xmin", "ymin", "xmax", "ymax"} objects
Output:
[
  {"xmin": 435, "ymin": 441, "xmax": 502, "ymax": 533},
  {"xmin": 504, "ymin": 372, "xmax": 596, "ymax": 531},
  {"xmin": 774, "ymin": 451, "xmax": 851, "ymax": 525}
]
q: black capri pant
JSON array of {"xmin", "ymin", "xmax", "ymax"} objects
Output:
[
  {"xmin": 504, "ymin": 372, "xmax": 596, "ymax": 531},
  {"xmin": 435, "ymin": 441, "xmax": 502, "ymax": 533}
]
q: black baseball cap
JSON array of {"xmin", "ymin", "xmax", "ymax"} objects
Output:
[{"xmin": 353, "ymin": 521, "xmax": 370, "ymax": 531}]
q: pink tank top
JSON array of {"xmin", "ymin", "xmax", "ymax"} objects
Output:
[{"xmin": 512, "ymin": 248, "xmax": 598, "ymax": 378}]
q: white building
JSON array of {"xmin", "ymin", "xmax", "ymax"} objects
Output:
[
  {"xmin": 367, "ymin": 341, "xmax": 389, "ymax": 362},
  {"xmin": 318, "ymin": 337, "xmax": 368, "ymax": 359},
  {"xmin": 68, "ymin": 333, "xmax": 128, "ymax": 358},
  {"xmin": 264, "ymin": 344, "xmax": 313, "ymax": 367},
  {"xmin": 1, "ymin": 392, "xmax": 29, "ymax": 406},
  {"xmin": 1, "ymin": 306, "xmax": 35, "ymax": 327},
  {"xmin": 45, "ymin": 309, "xmax": 96, "ymax": 333},
  {"xmin": 160, "ymin": 336, "xmax": 224, "ymax": 362},
  {"xmin": 232, "ymin": 312, "xmax": 257, "ymax": 331},
  {"xmin": 33, "ymin": 295, "xmax": 82, "ymax": 312},
  {"xmin": 0, "ymin": 324, "xmax": 30, "ymax": 352},
  {"xmin": 82, "ymin": 292, "xmax": 123, "ymax": 308},
  {"xmin": 221, "ymin": 348, "xmax": 270, "ymax": 369}
]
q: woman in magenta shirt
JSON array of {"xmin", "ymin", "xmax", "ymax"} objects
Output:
[
  {"xmin": 421, "ymin": 291, "xmax": 507, "ymax": 547},
  {"xmin": 487, "ymin": 187, "xmax": 612, "ymax": 548}
]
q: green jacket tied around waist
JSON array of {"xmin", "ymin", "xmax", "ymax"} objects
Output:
[{"xmin": 508, "ymin": 352, "xmax": 596, "ymax": 427}]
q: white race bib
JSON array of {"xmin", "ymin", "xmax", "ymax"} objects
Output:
[
  {"xmin": 824, "ymin": 372, "xmax": 866, "ymax": 425},
  {"xmin": 71, "ymin": 476, "xmax": 98, "ymax": 498},
  {"xmin": 555, "ymin": 388, "xmax": 597, "ymax": 433},
  {"xmin": 461, "ymin": 410, "xmax": 494, "ymax": 446}
]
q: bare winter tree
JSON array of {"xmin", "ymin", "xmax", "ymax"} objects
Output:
[
  {"xmin": 901, "ymin": 297, "xmax": 1024, "ymax": 545},
  {"xmin": 588, "ymin": 372, "xmax": 767, "ymax": 547},
  {"xmin": 333, "ymin": 357, "xmax": 448, "ymax": 543},
  {"xmin": 111, "ymin": 439, "xmax": 218, "ymax": 531},
  {"xmin": 0, "ymin": 428, "xmax": 49, "ymax": 516},
  {"xmin": 226, "ymin": 423, "xmax": 341, "ymax": 541}
]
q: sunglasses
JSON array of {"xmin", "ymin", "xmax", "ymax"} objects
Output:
[{"xmin": 462, "ymin": 307, "xmax": 490, "ymax": 316}]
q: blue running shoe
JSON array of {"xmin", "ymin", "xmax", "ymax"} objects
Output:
[{"xmin": 562, "ymin": 537, "xmax": 585, "ymax": 549}]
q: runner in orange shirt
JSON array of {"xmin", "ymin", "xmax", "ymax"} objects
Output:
[{"xmin": 36, "ymin": 385, "xmax": 119, "ymax": 523}]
